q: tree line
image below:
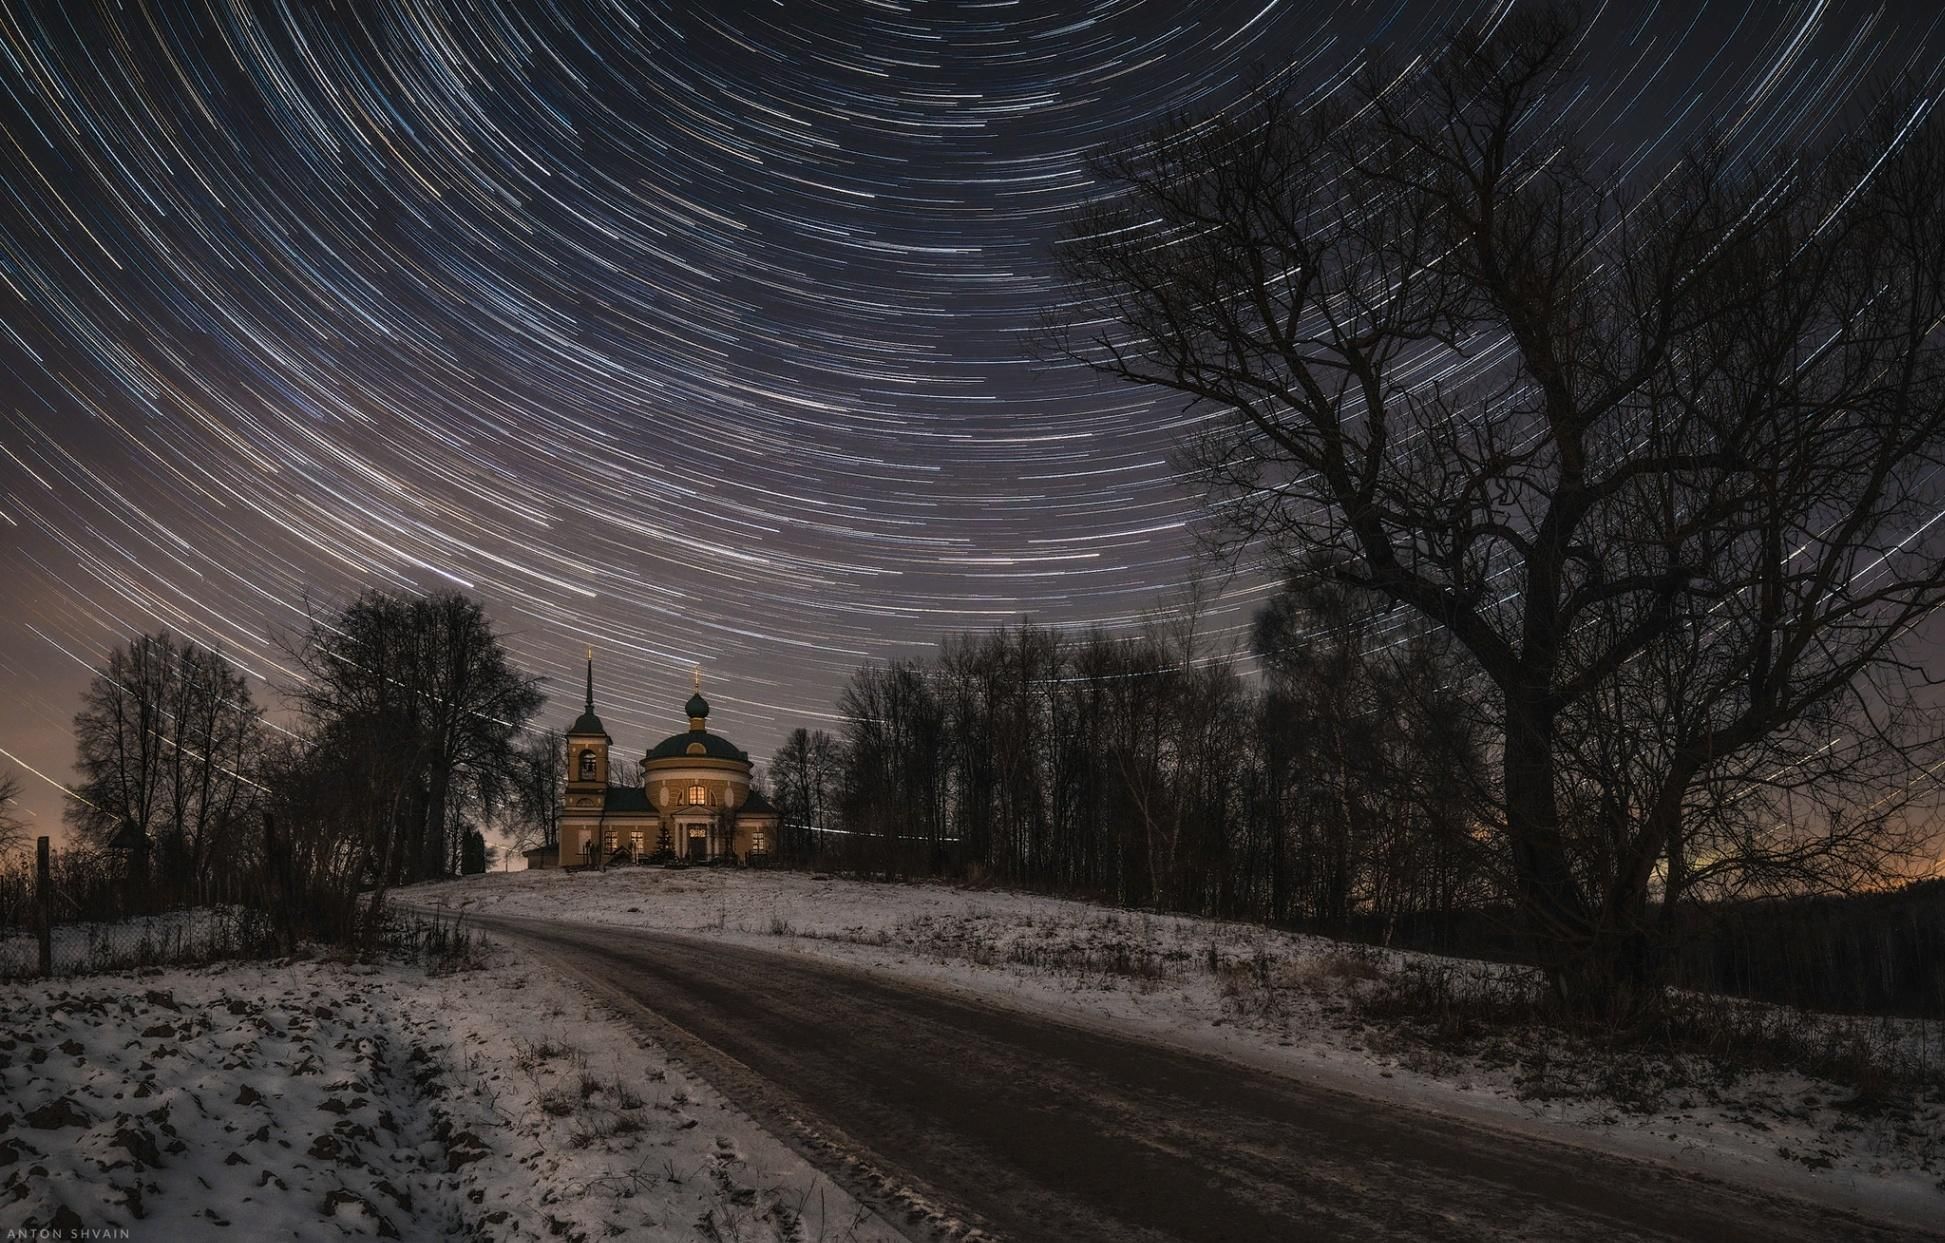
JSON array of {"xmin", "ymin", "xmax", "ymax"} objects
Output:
[
  {"xmin": 43, "ymin": 590, "xmax": 536, "ymax": 938},
  {"xmin": 771, "ymin": 580, "xmax": 1495, "ymax": 931},
  {"xmin": 786, "ymin": 579, "xmax": 1943, "ymax": 1015}
]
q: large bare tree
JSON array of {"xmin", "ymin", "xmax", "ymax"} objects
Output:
[
  {"xmin": 290, "ymin": 590, "xmax": 540, "ymax": 887},
  {"xmin": 1049, "ymin": 9, "xmax": 1945, "ymax": 1012},
  {"xmin": 66, "ymin": 632, "xmax": 262, "ymax": 887}
]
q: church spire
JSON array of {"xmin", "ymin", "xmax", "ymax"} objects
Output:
[{"xmin": 568, "ymin": 646, "xmax": 608, "ymax": 739}]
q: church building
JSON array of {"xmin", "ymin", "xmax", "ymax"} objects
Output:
[{"xmin": 528, "ymin": 657, "xmax": 780, "ymax": 868}]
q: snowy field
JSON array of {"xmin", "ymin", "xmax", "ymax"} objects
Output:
[
  {"xmin": 408, "ymin": 865, "xmax": 1945, "ymax": 1229},
  {"xmin": 0, "ymin": 942, "xmax": 901, "ymax": 1241}
]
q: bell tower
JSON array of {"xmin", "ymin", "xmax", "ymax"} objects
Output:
[{"xmin": 565, "ymin": 647, "xmax": 611, "ymax": 791}]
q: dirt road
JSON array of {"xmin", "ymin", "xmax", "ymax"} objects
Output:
[{"xmin": 474, "ymin": 913, "xmax": 1931, "ymax": 1242}]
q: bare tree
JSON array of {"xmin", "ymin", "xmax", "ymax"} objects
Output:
[
  {"xmin": 607, "ymin": 754, "xmax": 643, "ymax": 791},
  {"xmin": 66, "ymin": 632, "xmax": 262, "ymax": 888},
  {"xmin": 810, "ymin": 732, "xmax": 843, "ymax": 821},
  {"xmin": 0, "ymin": 768, "xmax": 26, "ymax": 858},
  {"xmin": 772, "ymin": 727, "xmax": 842, "ymax": 861},
  {"xmin": 840, "ymin": 662, "xmax": 946, "ymax": 880},
  {"xmin": 259, "ymin": 727, "xmax": 405, "ymax": 942},
  {"xmin": 289, "ymin": 590, "xmax": 541, "ymax": 888},
  {"xmin": 509, "ymin": 729, "xmax": 566, "ymax": 853},
  {"xmin": 1049, "ymin": 8, "xmax": 1945, "ymax": 1012},
  {"xmin": 1253, "ymin": 569, "xmax": 1491, "ymax": 932}
]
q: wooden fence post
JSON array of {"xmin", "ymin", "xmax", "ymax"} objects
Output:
[
  {"xmin": 264, "ymin": 812, "xmax": 296, "ymax": 955},
  {"xmin": 35, "ymin": 836, "xmax": 51, "ymax": 978}
]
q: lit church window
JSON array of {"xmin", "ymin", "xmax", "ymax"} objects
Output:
[{"xmin": 689, "ymin": 783, "xmax": 706, "ymax": 805}]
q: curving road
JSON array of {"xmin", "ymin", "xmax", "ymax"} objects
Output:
[{"xmin": 471, "ymin": 913, "xmax": 1933, "ymax": 1243}]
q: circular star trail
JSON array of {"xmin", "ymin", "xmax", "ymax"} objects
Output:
[{"xmin": 2, "ymin": 0, "xmax": 1942, "ymax": 835}]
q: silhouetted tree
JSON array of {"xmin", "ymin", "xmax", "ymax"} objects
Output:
[
  {"xmin": 258, "ymin": 729, "xmax": 392, "ymax": 941},
  {"xmin": 772, "ymin": 726, "xmax": 842, "ymax": 861},
  {"xmin": 461, "ymin": 826, "xmax": 488, "ymax": 875},
  {"xmin": 832, "ymin": 612, "xmax": 1256, "ymax": 911},
  {"xmin": 0, "ymin": 768, "xmax": 26, "ymax": 858},
  {"xmin": 510, "ymin": 729, "xmax": 566, "ymax": 852},
  {"xmin": 66, "ymin": 632, "xmax": 261, "ymax": 890},
  {"xmin": 841, "ymin": 662, "xmax": 945, "ymax": 880},
  {"xmin": 1252, "ymin": 569, "xmax": 1490, "ymax": 932},
  {"xmin": 289, "ymin": 590, "xmax": 540, "ymax": 889},
  {"xmin": 1050, "ymin": 8, "xmax": 1945, "ymax": 1013}
]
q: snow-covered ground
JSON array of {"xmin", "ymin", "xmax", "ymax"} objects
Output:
[
  {"xmin": 0, "ymin": 941, "xmax": 902, "ymax": 1241},
  {"xmin": 408, "ymin": 865, "xmax": 1945, "ymax": 1231}
]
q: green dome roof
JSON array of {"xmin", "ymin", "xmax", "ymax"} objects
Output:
[
  {"xmin": 646, "ymin": 674, "xmax": 743, "ymax": 763},
  {"xmin": 568, "ymin": 707, "xmax": 608, "ymax": 738},
  {"xmin": 646, "ymin": 729, "xmax": 748, "ymax": 763}
]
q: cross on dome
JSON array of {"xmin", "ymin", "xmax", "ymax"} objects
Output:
[{"xmin": 685, "ymin": 664, "xmax": 710, "ymax": 728}]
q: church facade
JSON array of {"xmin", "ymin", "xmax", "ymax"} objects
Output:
[{"xmin": 528, "ymin": 659, "xmax": 780, "ymax": 868}]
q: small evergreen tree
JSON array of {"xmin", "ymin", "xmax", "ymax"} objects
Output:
[{"xmin": 461, "ymin": 827, "xmax": 488, "ymax": 875}]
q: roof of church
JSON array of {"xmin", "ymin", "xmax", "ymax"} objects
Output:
[
  {"xmin": 646, "ymin": 729, "xmax": 750, "ymax": 763},
  {"xmin": 567, "ymin": 653, "xmax": 609, "ymax": 739},
  {"xmin": 647, "ymin": 672, "xmax": 751, "ymax": 764},
  {"xmin": 571, "ymin": 659, "xmax": 752, "ymax": 766},
  {"xmin": 601, "ymin": 785, "xmax": 655, "ymax": 814},
  {"xmin": 569, "ymin": 707, "xmax": 609, "ymax": 738},
  {"xmin": 737, "ymin": 787, "xmax": 780, "ymax": 817}
]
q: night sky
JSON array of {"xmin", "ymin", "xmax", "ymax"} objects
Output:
[{"xmin": 3, "ymin": 0, "xmax": 1942, "ymax": 840}]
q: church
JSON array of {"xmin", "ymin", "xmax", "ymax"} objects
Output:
[{"xmin": 526, "ymin": 656, "xmax": 781, "ymax": 868}]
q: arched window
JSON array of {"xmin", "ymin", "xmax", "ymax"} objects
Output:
[
  {"xmin": 579, "ymin": 749, "xmax": 597, "ymax": 781},
  {"xmin": 688, "ymin": 783, "xmax": 706, "ymax": 806}
]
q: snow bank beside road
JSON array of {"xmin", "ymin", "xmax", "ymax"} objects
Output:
[
  {"xmin": 409, "ymin": 866, "xmax": 1945, "ymax": 1231},
  {"xmin": 0, "ymin": 944, "xmax": 897, "ymax": 1241}
]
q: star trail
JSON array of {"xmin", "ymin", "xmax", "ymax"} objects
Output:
[{"xmin": 2, "ymin": 0, "xmax": 1942, "ymax": 837}]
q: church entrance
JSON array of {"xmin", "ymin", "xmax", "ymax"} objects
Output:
[{"xmin": 685, "ymin": 825, "xmax": 708, "ymax": 861}]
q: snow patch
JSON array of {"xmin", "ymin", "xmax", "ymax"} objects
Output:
[{"xmin": 0, "ymin": 944, "xmax": 904, "ymax": 1241}]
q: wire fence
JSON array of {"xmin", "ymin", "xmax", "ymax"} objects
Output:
[{"xmin": 0, "ymin": 833, "xmax": 292, "ymax": 980}]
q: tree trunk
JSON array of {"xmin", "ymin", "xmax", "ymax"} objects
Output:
[
  {"xmin": 422, "ymin": 764, "xmax": 451, "ymax": 880},
  {"xmin": 1501, "ymin": 696, "xmax": 1601, "ymax": 1011}
]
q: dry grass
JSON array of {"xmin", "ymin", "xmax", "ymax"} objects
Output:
[{"xmin": 1350, "ymin": 956, "xmax": 1945, "ymax": 1117}]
